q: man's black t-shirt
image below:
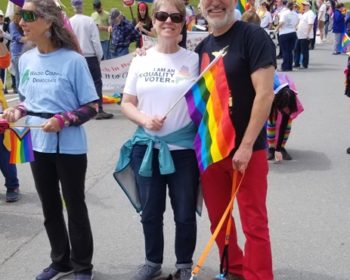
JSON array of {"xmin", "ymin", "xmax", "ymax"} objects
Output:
[{"xmin": 195, "ymin": 21, "xmax": 276, "ymax": 152}]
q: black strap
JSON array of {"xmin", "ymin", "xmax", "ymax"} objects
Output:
[
  {"xmin": 219, "ymin": 245, "xmax": 229, "ymax": 277},
  {"xmin": 27, "ymin": 111, "xmax": 55, "ymax": 119}
]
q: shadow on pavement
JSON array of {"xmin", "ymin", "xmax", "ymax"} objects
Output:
[
  {"xmin": 269, "ymin": 149, "xmax": 331, "ymax": 173},
  {"xmin": 275, "ymin": 268, "xmax": 348, "ymax": 280}
]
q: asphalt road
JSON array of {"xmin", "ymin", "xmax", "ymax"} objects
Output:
[{"xmin": 0, "ymin": 39, "xmax": 350, "ymax": 280}]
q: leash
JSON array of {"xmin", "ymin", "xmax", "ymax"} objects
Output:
[{"xmin": 190, "ymin": 169, "xmax": 245, "ymax": 280}]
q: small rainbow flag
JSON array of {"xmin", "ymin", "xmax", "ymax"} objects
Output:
[
  {"xmin": 8, "ymin": 127, "xmax": 34, "ymax": 164},
  {"xmin": 237, "ymin": 0, "xmax": 247, "ymax": 14},
  {"xmin": 342, "ymin": 33, "xmax": 350, "ymax": 55},
  {"xmin": 185, "ymin": 56, "xmax": 235, "ymax": 173}
]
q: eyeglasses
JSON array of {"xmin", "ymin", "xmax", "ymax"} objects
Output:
[
  {"xmin": 20, "ymin": 10, "xmax": 39, "ymax": 22},
  {"xmin": 154, "ymin": 11, "xmax": 184, "ymax": 23}
]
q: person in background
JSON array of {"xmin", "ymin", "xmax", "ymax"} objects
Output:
[
  {"xmin": 332, "ymin": 2, "xmax": 345, "ymax": 55},
  {"xmin": 108, "ymin": 8, "xmax": 141, "ymax": 58},
  {"xmin": 273, "ymin": 0, "xmax": 287, "ymax": 59},
  {"xmin": 0, "ymin": 10, "xmax": 12, "ymax": 93},
  {"xmin": 70, "ymin": 0, "xmax": 113, "ymax": 120},
  {"xmin": 294, "ymin": 0, "xmax": 315, "ymax": 69},
  {"xmin": 0, "ymin": 40, "xmax": 20, "ymax": 203},
  {"xmin": 91, "ymin": 0, "xmax": 110, "ymax": 60},
  {"xmin": 318, "ymin": 0, "xmax": 327, "ymax": 42},
  {"xmin": 2, "ymin": 0, "xmax": 99, "ymax": 279},
  {"xmin": 257, "ymin": 0, "xmax": 273, "ymax": 31},
  {"xmin": 267, "ymin": 73, "xmax": 303, "ymax": 161},
  {"xmin": 196, "ymin": 0, "xmax": 276, "ymax": 278},
  {"xmin": 184, "ymin": 0, "xmax": 196, "ymax": 29},
  {"xmin": 9, "ymin": 6, "xmax": 27, "ymax": 100},
  {"xmin": 134, "ymin": 1, "xmax": 154, "ymax": 47},
  {"xmin": 276, "ymin": 0, "xmax": 299, "ymax": 72},
  {"xmin": 116, "ymin": 0, "xmax": 199, "ymax": 279},
  {"xmin": 0, "ymin": 14, "xmax": 16, "ymax": 95},
  {"xmin": 194, "ymin": 3, "xmax": 208, "ymax": 31}
]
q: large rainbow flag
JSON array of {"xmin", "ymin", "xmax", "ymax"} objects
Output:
[
  {"xmin": 185, "ymin": 56, "xmax": 235, "ymax": 173},
  {"xmin": 5, "ymin": 127, "xmax": 34, "ymax": 164},
  {"xmin": 342, "ymin": 33, "xmax": 350, "ymax": 55}
]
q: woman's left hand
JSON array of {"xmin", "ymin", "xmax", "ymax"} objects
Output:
[{"xmin": 42, "ymin": 117, "xmax": 62, "ymax": 133}]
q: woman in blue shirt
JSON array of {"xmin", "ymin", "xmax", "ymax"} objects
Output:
[{"xmin": 2, "ymin": 1, "xmax": 98, "ymax": 279}]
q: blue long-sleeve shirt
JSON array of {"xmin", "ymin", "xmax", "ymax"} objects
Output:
[
  {"xmin": 333, "ymin": 9, "xmax": 345, "ymax": 33},
  {"xmin": 9, "ymin": 22, "xmax": 24, "ymax": 57}
]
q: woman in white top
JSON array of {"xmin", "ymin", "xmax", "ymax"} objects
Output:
[
  {"xmin": 276, "ymin": 0, "xmax": 299, "ymax": 71},
  {"xmin": 258, "ymin": 0, "xmax": 273, "ymax": 30},
  {"xmin": 119, "ymin": 0, "xmax": 199, "ymax": 279}
]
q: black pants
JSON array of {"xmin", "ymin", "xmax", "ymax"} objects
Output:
[
  {"xmin": 294, "ymin": 39, "xmax": 309, "ymax": 68},
  {"xmin": 30, "ymin": 152, "xmax": 93, "ymax": 273},
  {"xmin": 280, "ymin": 32, "xmax": 297, "ymax": 71},
  {"xmin": 85, "ymin": 56, "xmax": 103, "ymax": 112}
]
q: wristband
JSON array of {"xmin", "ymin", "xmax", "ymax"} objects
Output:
[
  {"xmin": 53, "ymin": 114, "xmax": 65, "ymax": 129},
  {"xmin": 15, "ymin": 104, "xmax": 27, "ymax": 117}
]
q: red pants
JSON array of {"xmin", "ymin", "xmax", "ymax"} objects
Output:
[{"xmin": 201, "ymin": 150, "xmax": 274, "ymax": 280}]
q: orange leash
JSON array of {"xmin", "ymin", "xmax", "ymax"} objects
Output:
[{"xmin": 190, "ymin": 170, "xmax": 244, "ymax": 279}]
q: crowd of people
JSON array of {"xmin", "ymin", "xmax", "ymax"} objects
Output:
[{"xmin": 0, "ymin": 0, "xmax": 348, "ymax": 279}]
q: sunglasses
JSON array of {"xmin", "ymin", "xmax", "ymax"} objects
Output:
[
  {"xmin": 154, "ymin": 11, "xmax": 184, "ymax": 23},
  {"xmin": 20, "ymin": 10, "xmax": 39, "ymax": 22}
]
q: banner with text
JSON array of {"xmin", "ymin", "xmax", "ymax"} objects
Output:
[{"xmin": 101, "ymin": 32, "xmax": 209, "ymax": 93}]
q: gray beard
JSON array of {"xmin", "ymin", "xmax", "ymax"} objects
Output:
[{"xmin": 205, "ymin": 8, "xmax": 235, "ymax": 31}]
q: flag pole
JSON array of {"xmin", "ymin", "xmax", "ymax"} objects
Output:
[
  {"xmin": 164, "ymin": 46, "xmax": 228, "ymax": 117},
  {"xmin": 10, "ymin": 125, "xmax": 43, "ymax": 128}
]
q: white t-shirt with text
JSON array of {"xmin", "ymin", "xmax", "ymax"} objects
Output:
[{"xmin": 124, "ymin": 47, "xmax": 199, "ymax": 147}]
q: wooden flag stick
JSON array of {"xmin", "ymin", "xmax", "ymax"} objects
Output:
[
  {"xmin": 164, "ymin": 46, "xmax": 228, "ymax": 117},
  {"xmin": 10, "ymin": 124, "xmax": 43, "ymax": 128}
]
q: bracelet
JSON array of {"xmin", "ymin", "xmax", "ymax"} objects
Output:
[
  {"xmin": 53, "ymin": 114, "xmax": 65, "ymax": 129},
  {"xmin": 14, "ymin": 104, "xmax": 27, "ymax": 117}
]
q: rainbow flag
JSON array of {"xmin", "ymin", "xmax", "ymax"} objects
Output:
[
  {"xmin": 237, "ymin": 0, "xmax": 247, "ymax": 14},
  {"xmin": 185, "ymin": 56, "xmax": 235, "ymax": 173},
  {"xmin": 8, "ymin": 127, "xmax": 34, "ymax": 164},
  {"xmin": 342, "ymin": 33, "xmax": 350, "ymax": 55}
]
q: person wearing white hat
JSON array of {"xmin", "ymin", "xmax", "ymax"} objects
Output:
[{"xmin": 294, "ymin": 0, "xmax": 315, "ymax": 69}]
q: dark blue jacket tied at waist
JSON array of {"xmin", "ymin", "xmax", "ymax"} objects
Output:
[{"xmin": 113, "ymin": 122, "xmax": 202, "ymax": 215}]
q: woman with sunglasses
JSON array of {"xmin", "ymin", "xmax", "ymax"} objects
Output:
[
  {"xmin": 116, "ymin": 0, "xmax": 199, "ymax": 279},
  {"xmin": 1, "ymin": 1, "xmax": 99, "ymax": 280}
]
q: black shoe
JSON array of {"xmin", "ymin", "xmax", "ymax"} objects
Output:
[
  {"xmin": 226, "ymin": 273, "xmax": 245, "ymax": 280},
  {"xmin": 95, "ymin": 111, "xmax": 113, "ymax": 120},
  {"xmin": 6, "ymin": 187, "xmax": 20, "ymax": 202},
  {"xmin": 346, "ymin": 147, "xmax": 350, "ymax": 154},
  {"xmin": 281, "ymin": 148, "xmax": 292, "ymax": 160},
  {"xmin": 267, "ymin": 148, "xmax": 275, "ymax": 160}
]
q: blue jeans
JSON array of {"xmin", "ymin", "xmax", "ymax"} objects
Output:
[
  {"xmin": 0, "ymin": 135, "xmax": 19, "ymax": 190},
  {"xmin": 100, "ymin": 40, "xmax": 110, "ymax": 60},
  {"xmin": 131, "ymin": 145, "xmax": 199, "ymax": 266},
  {"xmin": 109, "ymin": 45, "xmax": 129, "ymax": 59}
]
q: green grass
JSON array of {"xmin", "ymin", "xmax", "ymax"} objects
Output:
[
  {"xmin": 1, "ymin": 0, "xmax": 200, "ymax": 21},
  {"xmin": 0, "ymin": 0, "xmax": 143, "ymax": 21}
]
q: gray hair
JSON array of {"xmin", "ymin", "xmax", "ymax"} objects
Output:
[{"xmin": 25, "ymin": 0, "xmax": 80, "ymax": 52}]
